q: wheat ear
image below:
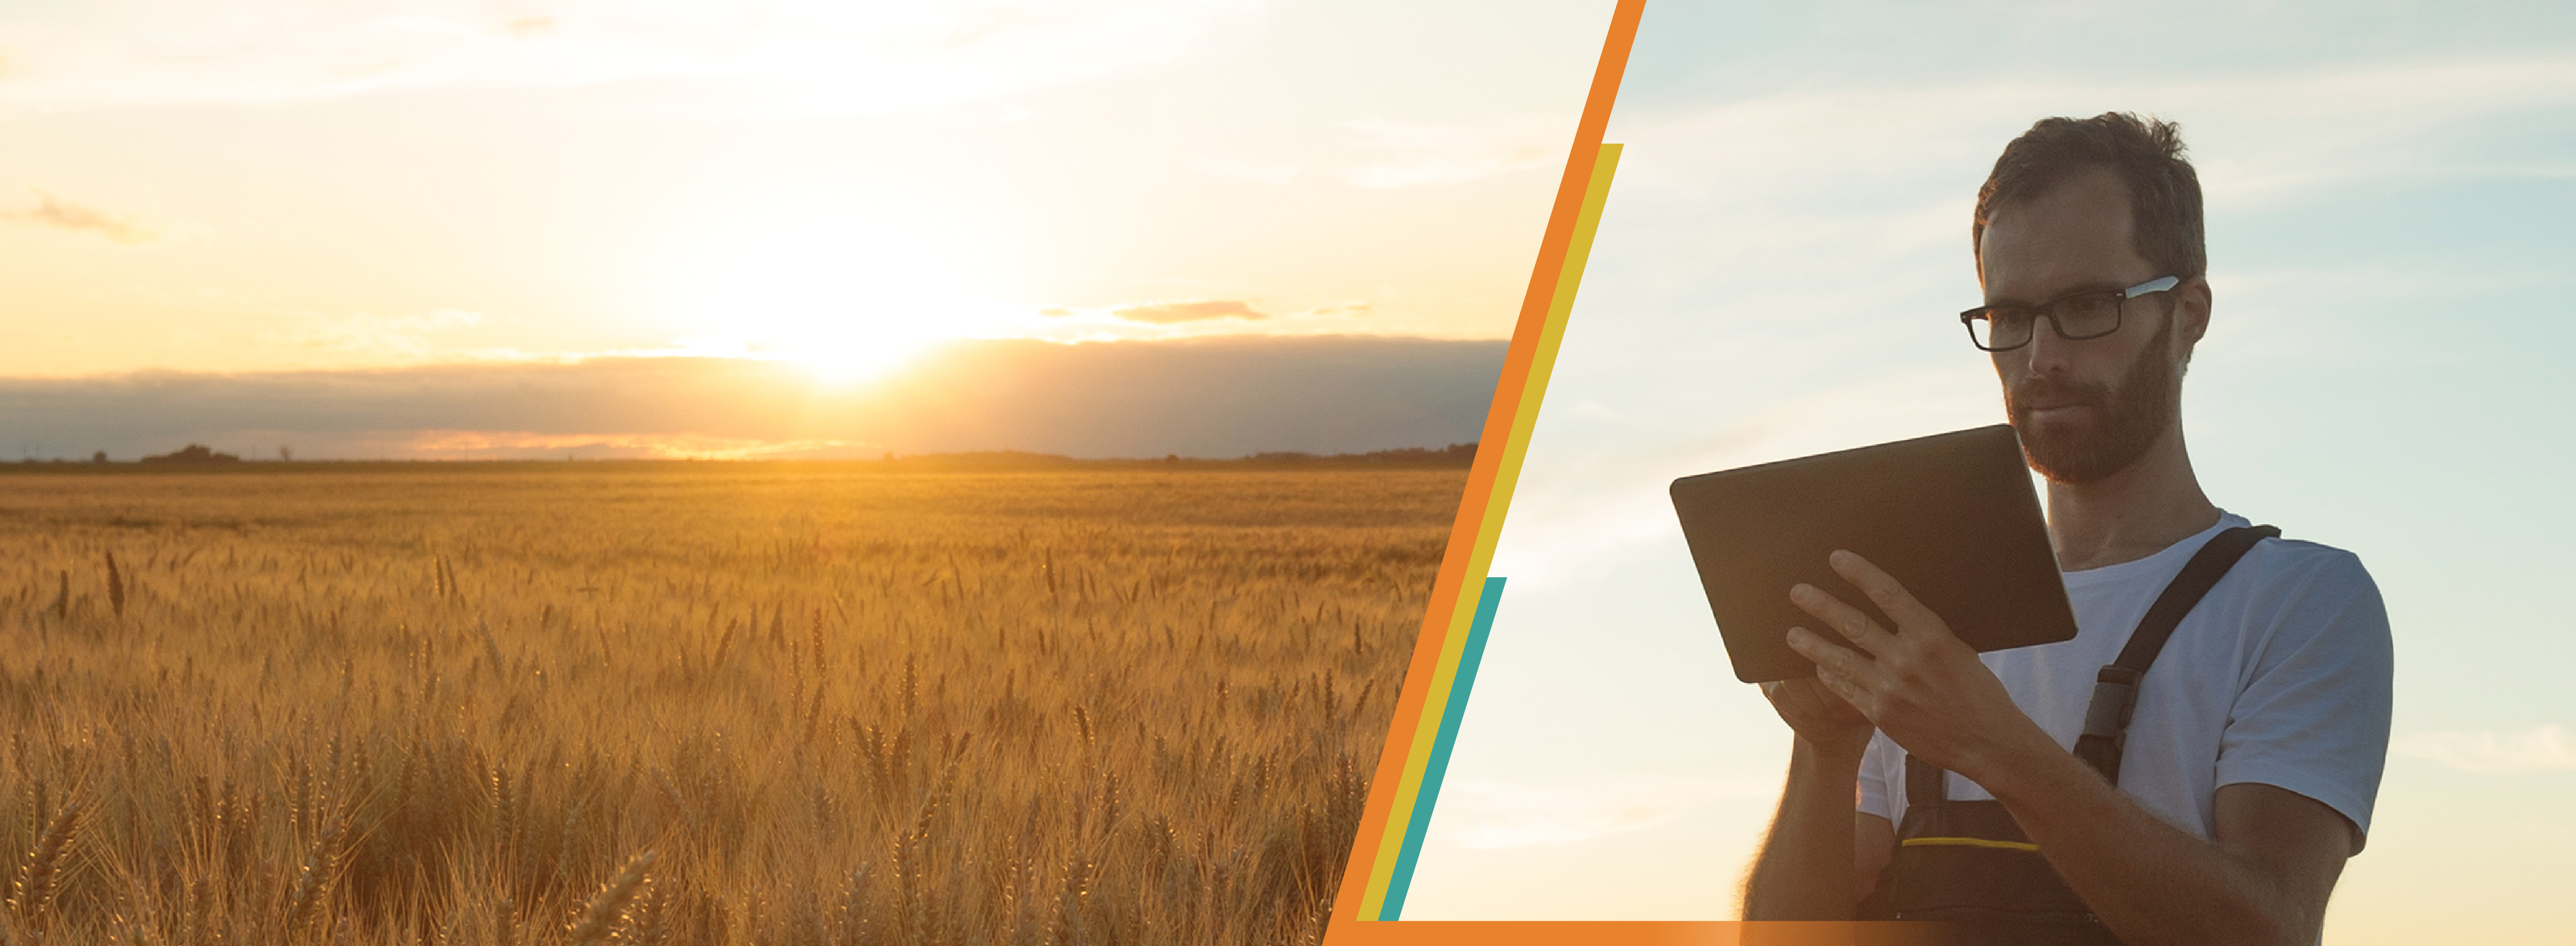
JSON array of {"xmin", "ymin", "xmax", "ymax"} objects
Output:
[
  {"xmin": 6, "ymin": 797, "xmax": 79, "ymax": 929},
  {"xmin": 282, "ymin": 814, "xmax": 348, "ymax": 936},
  {"xmin": 564, "ymin": 849, "xmax": 656, "ymax": 946}
]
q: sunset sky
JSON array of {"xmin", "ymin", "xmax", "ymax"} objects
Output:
[
  {"xmin": 1, "ymin": 0, "xmax": 1608, "ymax": 458},
  {"xmin": 8, "ymin": 2, "xmax": 2572, "ymax": 942}
]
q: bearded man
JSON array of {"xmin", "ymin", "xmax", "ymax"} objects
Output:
[{"xmin": 1736, "ymin": 113, "xmax": 2393, "ymax": 946}]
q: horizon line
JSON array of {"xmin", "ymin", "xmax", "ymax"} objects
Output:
[{"xmin": 2, "ymin": 443, "xmax": 1483, "ymax": 468}]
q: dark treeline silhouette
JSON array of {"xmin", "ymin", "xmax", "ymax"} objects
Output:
[
  {"xmin": 7, "ymin": 443, "xmax": 1478, "ymax": 469},
  {"xmin": 1232, "ymin": 442, "xmax": 1478, "ymax": 466},
  {"xmin": 138, "ymin": 444, "xmax": 242, "ymax": 464},
  {"xmin": 877, "ymin": 443, "xmax": 1480, "ymax": 470}
]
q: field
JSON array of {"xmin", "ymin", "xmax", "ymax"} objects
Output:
[{"xmin": 0, "ymin": 463, "xmax": 1467, "ymax": 945}]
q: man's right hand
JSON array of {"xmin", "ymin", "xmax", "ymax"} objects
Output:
[
  {"xmin": 1760, "ymin": 674, "xmax": 1874, "ymax": 759},
  {"xmin": 1744, "ymin": 673, "xmax": 1880, "ymax": 921}
]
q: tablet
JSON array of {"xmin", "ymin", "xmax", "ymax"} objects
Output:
[{"xmin": 1669, "ymin": 424, "xmax": 2075, "ymax": 683}]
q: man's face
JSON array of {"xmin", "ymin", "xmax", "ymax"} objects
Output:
[{"xmin": 1977, "ymin": 165, "xmax": 2209, "ymax": 484}]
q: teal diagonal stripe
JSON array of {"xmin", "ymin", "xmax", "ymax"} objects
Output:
[{"xmin": 1379, "ymin": 575, "xmax": 1506, "ymax": 919}]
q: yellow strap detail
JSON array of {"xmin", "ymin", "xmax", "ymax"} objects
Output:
[{"xmin": 1900, "ymin": 836, "xmax": 2040, "ymax": 852}]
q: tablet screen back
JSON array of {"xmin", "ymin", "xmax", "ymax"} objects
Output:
[{"xmin": 1669, "ymin": 425, "xmax": 2075, "ymax": 683}]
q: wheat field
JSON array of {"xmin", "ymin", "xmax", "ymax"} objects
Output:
[{"xmin": 0, "ymin": 462, "xmax": 1466, "ymax": 946}]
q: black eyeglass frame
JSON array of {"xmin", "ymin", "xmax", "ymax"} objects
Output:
[{"xmin": 1959, "ymin": 275, "xmax": 2181, "ymax": 352}]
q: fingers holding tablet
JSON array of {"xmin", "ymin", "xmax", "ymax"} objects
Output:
[
  {"xmin": 1789, "ymin": 582, "xmax": 1898, "ymax": 657},
  {"xmin": 1826, "ymin": 549, "xmax": 1955, "ymax": 640}
]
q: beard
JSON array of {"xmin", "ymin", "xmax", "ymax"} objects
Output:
[{"xmin": 2004, "ymin": 315, "xmax": 2183, "ymax": 485}]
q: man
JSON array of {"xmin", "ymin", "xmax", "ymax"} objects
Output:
[{"xmin": 1737, "ymin": 113, "xmax": 2392, "ymax": 946}]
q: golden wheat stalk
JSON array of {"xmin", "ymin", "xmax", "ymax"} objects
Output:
[
  {"xmin": 620, "ymin": 874, "xmax": 673, "ymax": 946},
  {"xmin": 6, "ymin": 797, "xmax": 79, "ymax": 931},
  {"xmin": 282, "ymin": 813, "xmax": 348, "ymax": 937},
  {"xmin": 104, "ymin": 550, "xmax": 126, "ymax": 619},
  {"xmin": 563, "ymin": 849, "xmax": 656, "ymax": 946},
  {"xmin": 2, "ymin": 464, "xmax": 1447, "ymax": 945}
]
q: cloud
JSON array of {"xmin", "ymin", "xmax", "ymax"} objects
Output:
[
  {"xmin": 3, "ymin": 190, "xmax": 158, "ymax": 244},
  {"xmin": 0, "ymin": 0, "xmax": 1264, "ymax": 118},
  {"xmin": 1107, "ymin": 300, "xmax": 1269, "ymax": 324},
  {"xmin": 2393, "ymin": 725, "xmax": 2576, "ymax": 774},
  {"xmin": 1027, "ymin": 299, "xmax": 1371, "ymax": 337},
  {"xmin": 0, "ymin": 335, "xmax": 1505, "ymax": 461},
  {"xmin": 1296, "ymin": 301, "xmax": 1373, "ymax": 318}
]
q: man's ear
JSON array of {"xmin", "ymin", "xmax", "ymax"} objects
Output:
[{"xmin": 2176, "ymin": 276, "xmax": 2212, "ymax": 347}]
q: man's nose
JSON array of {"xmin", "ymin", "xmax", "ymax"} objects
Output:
[{"xmin": 2020, "ymin": 314, "xmax": 2077, "ymax": 373}]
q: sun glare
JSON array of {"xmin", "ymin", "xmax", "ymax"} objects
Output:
[{"xmin": 665, "ymin": 209, "xmax": 1011, "ymax": 385}]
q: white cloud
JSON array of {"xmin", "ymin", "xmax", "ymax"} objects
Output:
[
  {"xmin": 2393, "ymin": 725, "xmax": 2576, "ymax": 775},
  {"xmin": 0, "ymin": 0, "xmax": 1262, "ymax": 117},
  {"xmin": 1107, "ymin": 299, "xmax": 1269, "ymax": 324}
]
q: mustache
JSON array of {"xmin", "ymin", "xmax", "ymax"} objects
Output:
[{"xmin": 2006, "ymin": 373, "xmax": 2112, "ymax": 414}]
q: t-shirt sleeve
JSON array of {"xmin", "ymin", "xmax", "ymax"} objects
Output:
[
  {"xmin": 1856, "ymin": 730, "xmax": 1900, "ymax": 823},
  {"xmin": 2213, "ymin": 549, "xmax": 2393, "ymax": 847}
]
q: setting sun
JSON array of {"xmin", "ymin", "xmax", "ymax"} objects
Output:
[{"xmin": 658, "ymin": 208, "xmax": 1014, "ymax": 384}]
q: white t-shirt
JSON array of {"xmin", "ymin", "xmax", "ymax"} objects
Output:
[{"xmin": 1856, "ymin": 511, "xmax": 2393, "ymax": 848}]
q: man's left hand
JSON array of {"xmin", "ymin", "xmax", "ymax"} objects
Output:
[{"xmin": 1783, "ymin": 549, "xmax": 2061, "ymax": 782}]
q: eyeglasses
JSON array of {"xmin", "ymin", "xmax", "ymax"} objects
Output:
[{"xmin": 1960, "ymin": 275, "xmax": 2180, "ymax": 352}]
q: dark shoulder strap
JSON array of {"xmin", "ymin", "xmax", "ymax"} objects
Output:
[
  {"xmin": 2107, "ymin": 524, "xmax": 2282, "ymax": 674},
  {"xmin": 2073, "ymin": 524, "xmax": 2280, "ymax": 782}
]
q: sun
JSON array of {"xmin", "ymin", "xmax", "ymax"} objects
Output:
[
  {"xmin": 766, "ymin": 308, "xmax": 963, "ymax": 386},
  {"xmin": 662, "ymin": 209, "xmax": 1011, "ymax": 386}
]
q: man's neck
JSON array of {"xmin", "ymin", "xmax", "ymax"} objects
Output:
[{"xmin": 2044, "ymin": 424, "xmax": 2221, "ymax": 572}]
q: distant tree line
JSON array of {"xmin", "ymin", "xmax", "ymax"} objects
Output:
[
  {"xmin": 8, "ymin": 444, "xmax": 281, "ymax": 464},
  {"xmin": 1226, "ymin": 442, "xmax": 1479, "ymax": 466},
  {"xmin": 12, "ymin": 443, "xmax": 1474, "ymax": 466},
  {"xmin": 879, "ymin": 443, "xmax": 1481, "ymax": 470},
  {"xmin": 139, "ymin": 444, "xmax": 245, "ymax": 464}
]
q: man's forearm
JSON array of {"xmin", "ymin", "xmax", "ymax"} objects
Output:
[
  {"xmin": 1742, "ymin": 737, "xmax": 1865, "ymax": 920},
  {"xmin": 1980, "ymin": 749, "xmax": 2314, "ymax": 946}
]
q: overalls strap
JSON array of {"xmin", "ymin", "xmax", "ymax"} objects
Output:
[
  {"xmin": 2070, "ymin": 524, "xmax": 2279, "ymax": 783},
  {"xmin": 1859, "ymin": 524, "xmax": 2280, "ymax": 940}
]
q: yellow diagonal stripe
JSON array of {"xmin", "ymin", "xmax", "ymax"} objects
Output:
[{"xmin": 1357, "ymin": 142, "xmax": 1623, "ymax": 919}]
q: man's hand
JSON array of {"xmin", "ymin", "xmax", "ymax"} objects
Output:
[
  {"xmin": 1758, "ymin": 675, "xmax": 1874, "ymax": 759},
  {"xmin": 1743, "ymin": 673, "xmax": 1877, "ymax": 921},
  {"xmin": 1781, "ymin": 549, "xmax": 2060, "ymax": 782},
  {"xmin": 1775, "ymin": 549, "xmax": 2363, "ymax": 946}
]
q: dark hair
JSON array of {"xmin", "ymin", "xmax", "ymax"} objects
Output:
[{"xmin": 1973, "ymin": 112, "xmax": 2204, "ymax": 285}]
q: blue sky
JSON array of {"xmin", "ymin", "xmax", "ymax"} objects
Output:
[{"xmin": 1402, "ymin": 3, "xmax": 2575, "ymax": 941}]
